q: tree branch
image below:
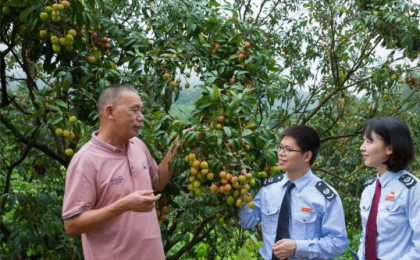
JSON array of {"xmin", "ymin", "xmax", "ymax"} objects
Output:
[
  {"xmin": 1, "ymin": 145, "xmax": 32, "ymax": 211},
  {"xmin": 10, "ymin": 47, "xmax": 39, "ymax": 113},
  {"xmin": 163, "ymin": 210, "xmax": 182, "ymax": 253},
  {"xmin": 256, "ymin": 0, "xmax": 283, "ymax": 26},
  {"xmin": 0, "ymin": 53, "xmax": 10, "ymax": 108},
  {"xmin": 166, "ymin": 214, "xmax": 216, "ymax": 260},
  {"xmin": 255, "ymin": 0, "xmax": 269, "ymax": 23},
  {"xmin": 0, "ymin": 221, "xmax": 11, "ymax": 239},
  {"xmin": 242, "ymin": 0, "xmax": 252, "ymax": 20},
  {"xmin": 0, "ymin": 113, "xmax": 68, "ymax": 167},
  {"xmin": 315, "ymin": 167, "xmax": 347, "ymax": 182},
  {"xmin": 1, "ymin": 23, "xmax": 21, "ymax": 108},
  {"xmin": 300, "ymin": 32, "xmax": 378, "ymax": 125},
  {"xmin": 299, "ymin": 84, "xmax": 344, "ymax": 125},
  {"xmin": 321, "ymin": 131, "xmax": 361, "ymax": 142}
]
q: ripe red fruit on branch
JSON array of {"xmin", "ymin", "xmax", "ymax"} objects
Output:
[{"xmin": 231, "ymin": 176, "xmax": 238, "ymax": 183}]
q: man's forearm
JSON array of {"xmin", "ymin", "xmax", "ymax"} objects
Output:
[
  {"xmin": 154, "ymin": 145, "xmax": 177, "ymax": 191},
  {"xmin": 64, "ymin": 199, "xmax": 126, "ymax": 237}
]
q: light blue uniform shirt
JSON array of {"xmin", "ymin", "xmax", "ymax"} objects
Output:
[
  {"xmin": 238, "ymin": 169, "xmax": 348, "ymax": 260},
  {"xmin": 358, "ymin": 170, "xmax": 420, "ymax": 260}
]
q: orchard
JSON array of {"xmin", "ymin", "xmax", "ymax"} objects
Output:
[{"xmin": 1, "ymin": 0, "xmax": 420, "ymax": 259}]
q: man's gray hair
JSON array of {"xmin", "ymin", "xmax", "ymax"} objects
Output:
[{"xmin": 96, "ymin": 84, "xmax": 138, "ymax": 114}]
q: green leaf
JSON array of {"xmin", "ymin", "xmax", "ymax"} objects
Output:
[
  {"xmin": 195, "ymin": 96, "xmax": 213, "ymax": 110},
  {"xmin": 62, "ymin": 73, "xmax": 73, "ymax": 91},
  {"xmin": 210, "ymin": 85, "xmax": 220, "ymax": 101},
  {"xmin": 223, "ymin": 126, "xmax": 232, "ymax": 137},
  {"xmin": 48, "ymin": 113, "xmax": 63, "ymax": 125},
  {"xmin": 209, "ymin": 1, "xmax": 220, "ymax": 7},
  {"xmin": 54, "ymin": 100, "xmax": 68, "ymax": 110},
  {"xmin": 183, "ymin": 131, "xmax": 197, "ymax": 146},
  {"xmin": 241, "ymin": 129, "xmax": 253, "ymax": 137}
]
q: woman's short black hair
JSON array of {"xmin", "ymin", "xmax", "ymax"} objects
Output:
[
  {"xmin": 363, "ymin": 117, "xmax": 415, "ymax": 172},
  {"xmin": 281, "ymin": 125, "xmax": 320, "ymax": 165}
]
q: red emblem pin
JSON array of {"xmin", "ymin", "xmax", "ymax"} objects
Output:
[
  {"xmin": 301, "ymin": 207, "xmax": 312, "ymax": 213},
  {"xmin": 385, "ymin": 191, "xmax": 395, "ymax": 201}
]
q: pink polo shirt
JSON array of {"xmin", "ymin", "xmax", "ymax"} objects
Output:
[{"xmin": 62, "ymin": 131, "xmax": 165, "ymax": 260}]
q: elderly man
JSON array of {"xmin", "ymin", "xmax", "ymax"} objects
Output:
[{"xmin": 62, "ymin": 84, "xmax": 180, "ymax": 260}]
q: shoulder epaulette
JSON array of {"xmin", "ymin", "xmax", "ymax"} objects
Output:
[
  {"xmin": 363, "ymin": 177, "xmax": 377, "ymax": 187},
  {"xmin": 262, "ymin": 174, "xmax": 284, "ymax": 187},
  {"xmin": 315, "ymin": 181, "xmax": 337, "ymax": 201},
  {"xmin": 399, "ymin": 174, "xmax": 417, "ymax": 189}
]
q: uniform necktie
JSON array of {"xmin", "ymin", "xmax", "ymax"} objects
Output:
[
  {"xmin": 365, "ymin": 179, "xmax": 381, "ymax": 260},
  {"xmin": 272, "ymin": 181, "xmax": 295, "ymax": 260}
]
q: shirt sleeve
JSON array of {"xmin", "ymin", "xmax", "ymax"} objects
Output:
[
  {"xmin": 238, "ymin": 189, "xmax": 262, "ymax": 229},
  {"xmin": 138, "ymin": 140, "xmax": 159, "ymax": 184},
  {"xmin": 294, "ymin": 193, "xmax": 349, "ymax": 259},
  {"xmin": 62, "ymin": 159, "xmax": 97, "ymax": 220},
  {"xmin": 399, "ymin": 183, "xmax": 420, "ymax": 260}
]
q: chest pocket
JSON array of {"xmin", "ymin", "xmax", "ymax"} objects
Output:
[
  {"xmin": 261, "ymin": 205, "xmax": 280, "ymax": 234},
  {"xmin": 292, "ymin": 212, "xmax": 318, "ymax": 239},
  {"xmin": 381, "ymin": 200, "xmax": 406, "ymax": 222},
  {"xmin": 379, "ymin": 200, "xmax": 406, "ymax": 236}
]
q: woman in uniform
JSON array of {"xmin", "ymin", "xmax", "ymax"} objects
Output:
[{"xmin": 358, "ymin": 117, "xmax": 420, "ymax": 260}]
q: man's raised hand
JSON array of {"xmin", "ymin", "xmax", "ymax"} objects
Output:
[{"xmin": 121, "ymin": 190, "xmax": 161, "ymax": 213}]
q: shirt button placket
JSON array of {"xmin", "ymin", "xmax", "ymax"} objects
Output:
[{"xmin": 127, "ymin": 158, "xmax": 135, "ymax": 177}]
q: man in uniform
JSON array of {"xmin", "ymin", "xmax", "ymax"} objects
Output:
[
  {"xmin": 62, "ymin": 84, "xmax": 180, "ymax": 260},
  {"xmin": 238, "ymin": 125, "xmax": 348, "ymax": 259}
]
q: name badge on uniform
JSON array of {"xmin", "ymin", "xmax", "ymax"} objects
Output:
[
  {"xmin": 385, "ymin": 191, "xmax": 395, "ymax": 201},
  {"xmin": 301, "ymin": 207, "xmax": 312, "ymax": 213}
]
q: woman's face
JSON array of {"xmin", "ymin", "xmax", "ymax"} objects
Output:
[{"xmin": 360, "ymin": 131, "xmax": 393, "ymax": 173}]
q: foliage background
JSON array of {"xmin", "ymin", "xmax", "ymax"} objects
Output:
[{"xmin": 1, "ymin": 0, "xmax": 420, "ymax": 259}]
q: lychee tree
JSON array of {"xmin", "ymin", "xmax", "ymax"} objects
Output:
[{"xmin": 1, "ymin": 0, "xmax": 420, "ymax": 259}]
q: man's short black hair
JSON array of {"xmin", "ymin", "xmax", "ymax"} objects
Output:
[
  {"xmin": 363, "ymin": 117, "xmax": 414, "ymax": 172},
  {"xmin": 281, "ymin": 125, "xmax": 320, "ymax": 165}
]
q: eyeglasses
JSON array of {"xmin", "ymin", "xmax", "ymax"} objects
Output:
[{"xmin": 276, "ymin": 145, "xmax": 303, "ymax": 156}]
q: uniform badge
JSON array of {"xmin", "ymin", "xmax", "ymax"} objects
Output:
[
  {"xmin": 399, "ymin": 174, "xmax": 417, "ymax": 189},
  {"xmin": 315, "ymin": 181, "xmax": 337, "ymax": 201},
  {"xmin": 385, "ymin": 191, "xmax": 395, "ymax": 201},
  {"xmin": 363, "ymin": 177, "xmax": 377, "ymax": 187},
  {"xmin": 301, "ymin": 207, "xmax": 312, "ymax": 213},
  {"xmin": 262, "ymin": 174, "xmax": 284, "ymax": 187}
]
